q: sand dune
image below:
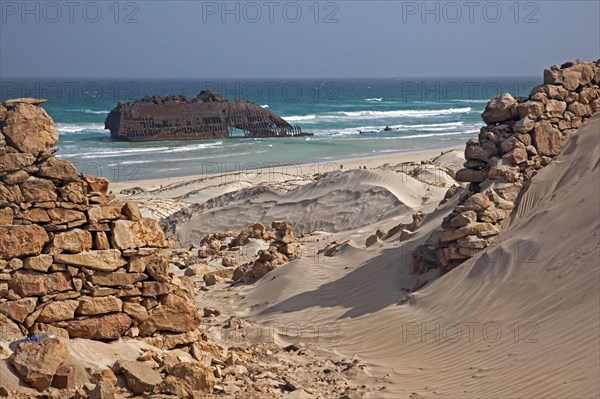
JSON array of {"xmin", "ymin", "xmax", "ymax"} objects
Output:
[{"xmin": 227, "ymin": 115, "xmax": 600, "ymax": 398}]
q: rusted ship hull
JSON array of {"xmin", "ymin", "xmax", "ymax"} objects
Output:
[{"xmin": 105, "ymin": 90, "xmax": 307, "ymax": 141}]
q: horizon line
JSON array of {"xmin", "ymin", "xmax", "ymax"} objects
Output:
[{"xmin": 1, "ymin": 75, "xmax": 541, "ymax": 81}]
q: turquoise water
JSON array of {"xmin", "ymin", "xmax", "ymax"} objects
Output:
[{"xmin": 1, "ymin": 78, "xmax": 539, "ymax": 181}]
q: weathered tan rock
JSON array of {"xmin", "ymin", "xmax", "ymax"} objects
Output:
[
  {"xmin": 440, "ymin": 223, "xmax": 499, "ymax": 242},
  {"xmin": 0, "ymin": 297, "xmax": 37, "ymax": 323},
  {"xmin": 10, "ymin": 270, "xmax": 72, "ymax": 297},
  {"xmin": 58, "ymin": 181, "xmax": 88, "ymax": 204},
  {"xmin": 0, "ymin": 153, "xmax": 35, "ymax": 173},
  {"xmin": 141, "ymin": 252, "xmax": 170, "ymax": 282},
  {"xmin": 114, "ymin": 360, "xmax": 163, "ymax": 395},
  {"xmin": 444, "ymin": 210, "xmax": 477, "ymax": 229},
  {"xmin": 462, "ymin": 193, "xmax": 491, "ymax": 212},
  {"xmin": 1, "ymin": 225, "xmax": 49, "ymax": 261},
  {"xmin": 500, "ymin": 135, "xmax": 526, "ymax": 153},
  {"xmin": 488, "ymin": 158, "xmax": 521, "ymax": 182},
  {"xmin": 9, "ymin": 338, "xmax": 68, "ymax": 391},
  {"xmin": 532, "ymin": 121, "xmax": 566, "ymax": 156},
  {"xmin": 83, "ymin": 175, "xmax": 109, "ymax": 195},
  {"xmin": 545, "ymin": 62, "xmax": 597, "ymax": 90},
  {"xmin": 51, "ymin": 362, "xmax": 75, "ymax": 389},
  {"xmin": 47, "ymin": 208, "xmax": 86, "ymax": 224},
  {"xmin": 455, "ymin": 168, "xmax": 488, "ymax": 183},
  {"xmin": 478, "ymin": 203, "xmax": 512, "ymax": 223},
  {"xmin": 365, "ymin": 234, "xmax": 382, "ymax": 248},
  {"xmin": 65, "ymin": 313, "xmax": 132, "ymax": 340},
  {"xmin": 49, "ymin": 229, "xmax": 93, "ymax": 254},
  {"xmin": 111, "ymin": 219, "xmax": 168, "ymax": 250},
  {"xmin": 76, "ymin": 296, "xmax": 123, "ymax": 316},
  {"xmin": 274, "ymin": 222, "xmax": 295, "ymax": 244},
  {"xmin": 456, "ymin": 235, "xmax": 490, "ymax": 249},
  {"xmin": 517, "ymin": 100, "xmax": 544, "ymax": 119},
  {"xmin": 30, "ymin": 323, "xmax": 69, "ymax": 339},
  {"xmin": 568, "ymin": 102, "xmax": 593, "ymax": 118},
  {"xmin": 502, "ymin": 148, "xmax": 528, "ymax": 165},
  {"xmin": 2, "ymin": 170, "xmax": 31, "ymax": 185},
  {"xmin": 142, "ymin": 281, "xmax": 172, "ymax": 296},
  {"xmin": 122, "ymin": 202, "xmax": 142, "ymax": 221},
  {"xmin": 87, "ymin": 203, "xmax": 123, "ymax": 223},
  {"xmin": 3, "ymin": 98, "xmax": 48, "ymax": 106},
  {"xmin": 482, "ymin": 93, "xmax": 518, "ymax": 124},
  {"xmin": 23, "ymin": 254, "xmax": 53, "ymax": 273},
  {"xmin": 0, "ymin": 208, "xmax": 14, "ymax": 225},
  {"xmin": 88, "ymin": 381, "xmax": 116, "ymax": 399},
  {"xmin": 89, "ymin": 271, "xmax": 147, "ymax": 287},
  {"xmin": 0, "ymin": 183, "xmax": 24, "ymax": 204},
  {"xmin": 465, "ymin": 144, "xmax": 493, "ymax": 161},
  {"xmin": 161, "ymin": 362, "xmax": 216, "ymax": 396},
  {"xmin": 0, "ymin": 313, "xmax": 24, "ymax": 340},
  {"xmin": 37, "ymin": 300, "xmax": 79, "ymax": 323},
  {"xmin": 2, "ymin": 102, "xmax": 58, "ymax": 155},
  {"xmin": 122, "ymin": 302, "xmax": 149, "ymax": 322},
  {"xmin": 140, "ymin": 292, "xmax": 201, "ymax": 335},
  {"xmin": 94, "ymin": 231, "xmax": 110, "ymax": 250},
  {"xmin": 545, "ymin": 99, "xmax": 567, "ymax": 117},
  {"xmin": 54, "ymin": 249, "xmax": 127, "ymax": 271},
  {"xmin": 20, "ymin": 177, "xmax": 58, "ymax": 202},
  {"xmin": 22, "ymin": 208, "xmax": 50, "ymax": 223},
  {"xmin": 0, "ymin": 281, "xmax": 8, "ymax": 298},
  {"xmin": 36, "ymin": 157, "xmax": 79, "ymax": 181},
  {"xmin": 513, "ymin": 115, "xmax": 536, "ymax": 134}
]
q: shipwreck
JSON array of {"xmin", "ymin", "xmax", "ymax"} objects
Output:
[{"xmin": 105, "ymin": 89, "xmax": 309, "ymax": 141}]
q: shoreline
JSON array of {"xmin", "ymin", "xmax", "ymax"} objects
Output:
[{"xmin": 110, "ymin": 144, "xmax": 464, "ymax": 193}]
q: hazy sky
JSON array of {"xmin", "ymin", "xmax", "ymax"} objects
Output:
[{"xmin": 1, "ymin": 1, "xmax": 599, "ymax": 78}]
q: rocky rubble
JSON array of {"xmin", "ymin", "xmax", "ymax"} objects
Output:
[
  {"xmin": 412, "ymin": 60, "xmax": 600, "ymax": 274},
  {"xmin": 181, "ymin": 220, "xmax": 300, "ymax": 283},
  {"xmin": 0, "ymin": 100, "xmax": 200, "ymax": 339}
]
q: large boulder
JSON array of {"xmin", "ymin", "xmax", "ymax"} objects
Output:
[
  {"xmin": 9, "ymin": 338, "xmax": 68, "ymax": 391},
  {"xmin": 532, "ymin": 121, "xmax": 567, "ymax": 156},
  {"xmin": 76, "ymin": 296, "xmax": 123, "ymax": 316},
  {"xmin": 455, "ymin": 168, "xmax": 489, "ymax": 183},
  {"xmin": 0, "ymin": 153, "xmax": 35, "ymax": 173},
  {"xmin": 140, "ymin": 291, "xmax": 201, "ymax": 335},
  {"xmin": 83, "ymin": 175, "xmax": 109, "ymax": 195},
  {"xmin": 54, "ymin": 249, "xmax": 127, "ymax": 271},
  {"xmin": 48, "ymin": 229, "xmax": 93, "ymax": 254},
  {"xmin": 65, "ymin": 313, "xmax": 132, "ymax": 340},
  {"xmin": 160, "ymin": 362, "xmax": 216, "ymax": 396},
  {"xmin": 111, "ymin": 219, "xmax": 168, "ymax": 250},
  {"xmin": 482, "ymin": 93, "xmax": 518, "ymax": 124},
  {"xmin": 2, "ymin": 102, "xmax": 58, "ymax": 155},
  {"xmin": 0, "ymin": 297, "xmax": 37, "ymax": 323},
  {"xmin": 36, "ymin": 157, "xmax": 79, "ymax": 181},
  {"xmin": 10, "ymin": 270, "xmax": 72, "ymax": 297},
  {"xmin": 0, "ymin": 224, "xmax": 49, "ymax": 259},
  {"xmin": 114, "ymin": 360, "xmax": 163, "ymax": 395},
  {"xmin": 544, "ymin": 62, "xmax": 597, "ymax": 90},
  {"xmin": 36, "ymin": 300, "xmax": 79, "ymax": 323},
  {"xmin": 19, "ymin": 177, "xmax": 58, "ymax": 202}
]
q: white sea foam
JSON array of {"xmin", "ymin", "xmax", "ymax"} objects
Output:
[
  {"xmin": 312, "ymin": 121, "xmax": 471, "ymax": 136},
  {"xmin": 450, "ymin": 99, "xmax": 489, "ymax": 104},
  {"xmin": 284, "ymin": 107, "xmax": 472, "ymax": 123},
  {"xmin": 365, "ymin": 98, "xmax": 383, "ymax": 102},
  {"xmin": 260, "ymin": 104, "xmax": 269, "ymax": 108},
  {"xmin": 65, "ymin": 109, "xmax": 111, "ymax": 115},
  {"xmin": 56, "ymin": 123, "xmax": 106, "ymax": 133}
]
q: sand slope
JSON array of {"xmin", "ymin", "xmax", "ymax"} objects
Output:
[{"xmin": 235, "ymin": 116, "xmax": 600, "ymax": 398}]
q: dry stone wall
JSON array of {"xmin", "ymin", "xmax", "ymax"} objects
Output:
[
  {"xmin": 412, "ymin": 60, "xmax": 600, "ymax": 274},
  {"xmin": 0, "ymin": 98, "xmax": 201, "ymax": 340}
]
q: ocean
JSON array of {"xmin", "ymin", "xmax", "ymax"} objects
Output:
[{"xmin": 1, "ymin": 78, "xmax": 539, "ymax": 182}]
